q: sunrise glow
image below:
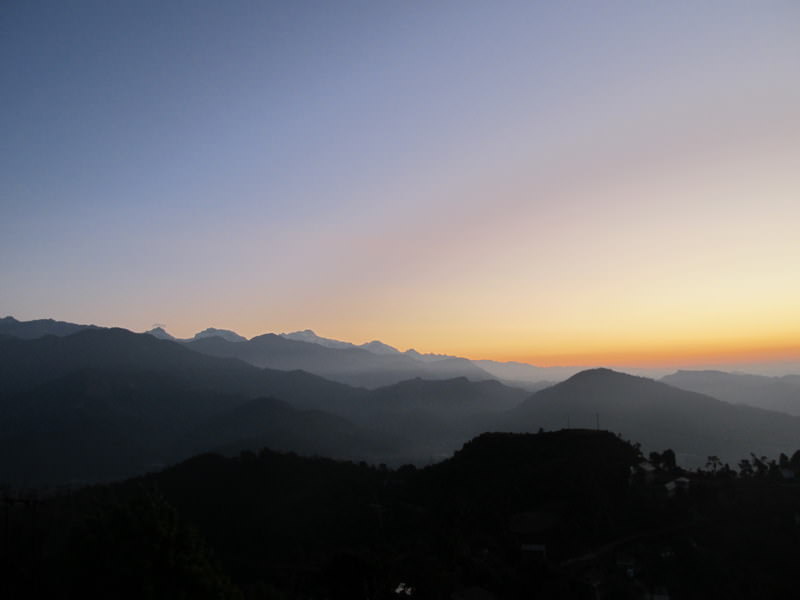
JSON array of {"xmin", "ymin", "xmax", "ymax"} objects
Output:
[{"xmin": 3, "ymin": 2, "xmax": 799, "ymax": 371}]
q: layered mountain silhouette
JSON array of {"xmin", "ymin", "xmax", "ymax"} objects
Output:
[
  {"xmin": 0, "ymin": 328, "xmax": 524, "ymax": 484},
  {"xmin": 280, "ymin": 328, "xmax": 362, "ymax": 350},
  {"xmin": 184, "ymin": 333, "xmax": 495, "ymax": 388},
  {"xmin": 4, "ymin": 317, "xmax": 800, "ymax": 485},
  {"xmin": 279, "ymin": 329, "xmax": 581, "ymax": 382},
  {"xmin": 4, "ymin": 317, "xmax": 576, "ymax": 388},
  {"xmin": 473, "ymin": 359, "xmax": 582, "ymax": 388},
  {"xmin": 280, "ymin": 329, "xmax": 577, "ymax": 385},
  {"xmin": 0, "ymin": 315, "xmax": 99, "ymax": 338},
  {"xmin": 0, "ymin": 327, "xmax": 252, "ymax": 395},
  {"xmin": 281, "ymin": 329, "xmax": 460, "ymax": 361},
  {"xmin": 662, "ymin": 369, "xmax": 800, "ymax": 416},
  {"xmin": 505, "ymin": 368, "xmax": 800, "ymax": 465}
]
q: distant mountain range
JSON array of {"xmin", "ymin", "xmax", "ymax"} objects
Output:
[
  {"xmin": 2, "ymin": 318, "xmax": 507, "ymax": 388},
  {"xmin": 505, "ymin": 368, "xmax": 800, "ymax": 466},
  {"xmin": 145, "ymin": 323, "xmax": 577, "ymax": 388},
  {"xmin": 0, "ymin": 327, "xmax": 529, "ymax": 484},
  {"xmin": 0, "ymin": 315, "xmax": 99, "ymax": 338},
  {"xmin": 183, "ymin": 333, "xmax": 496, "ymax": 389},
  {"xmin": 662, "ymin": 369, "xmax": 800, "ymax": 416},
  {"xmin": 6, "ymin": 316, "xmax": 800, "ymax": 388},
  {"xmin": 280, "ymin": 328, "xmax": 459, "ymax": 360},
  {"xmin": 2, "ymin": 320, "xmax": 800, "ymax": 485},
  {"xmin": 144, "ymin": 325, "xmax": 247, "ymax": 343}
]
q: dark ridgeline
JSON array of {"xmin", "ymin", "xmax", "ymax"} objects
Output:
[
  {"xmin": 5, "ymin": 430, "xmax": 800, "ymax": 599},
  {"xmin": 0, "ymin": 315, "xmax": 100, "ymax": 339}
]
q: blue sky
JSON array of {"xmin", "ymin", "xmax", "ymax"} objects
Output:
[{"xmin": 2, "ymin": 2, "xmax": 799, "ymax": 365}]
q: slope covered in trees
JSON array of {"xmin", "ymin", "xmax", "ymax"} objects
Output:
[{"xmin": 5, "ymin": 430, "xmax": 800, "ymax": 599}]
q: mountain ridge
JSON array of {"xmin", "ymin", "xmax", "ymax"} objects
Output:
[
  {"xmin": 506, "ymin": 368, "xmax": 800, "ymax": 466},
  {"xmin": 662, "ymin": 369, "xmax": 800, "ymax": 416}
]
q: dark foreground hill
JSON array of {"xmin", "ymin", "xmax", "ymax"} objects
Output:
[
  {"xmin": 504, "ymin": 368, "xmax": 800, "ymax": 466},
  {"xmin": 7, "ymin": 430, "xmax": 800, "ymax": 599}
]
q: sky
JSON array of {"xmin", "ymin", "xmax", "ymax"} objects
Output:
[{"xmin": 2, "ymin": 1, "xmax": 799, "ymax": 368}]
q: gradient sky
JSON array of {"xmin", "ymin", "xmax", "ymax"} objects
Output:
[{"xmin": 2, "ymin": 2, "xmax": 799, "ymax": 367}]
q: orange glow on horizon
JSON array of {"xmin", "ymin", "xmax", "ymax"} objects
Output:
[{"xmin": 482, "ymin": 345, "xmax": 800, "ymax": 369}]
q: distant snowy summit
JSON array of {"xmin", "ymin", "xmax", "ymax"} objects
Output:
[
  {"xmin": 144, "ymin": 326, "xmax": 176, "ymax": 341},
  {"xmin": 280, "ymin": 329, "xmax": 459, "ymax": 361},
  {"xmin": 280, "ymin": 329, "xmax": 359, "ymax": 350},
  {"xmin": 139, "ymin": 324, "xmax": 573, "ymax": 386},
  {"xmin": 144, "ymin": 324, "xmax": 462, "ymax": 363},
  {"xmin": 143, "ymin": 326, "xmax": 247, "ymax": 343},
  {"xmin": 360, "ymin": 340, "xmax": 402, "ymax": 356},
  {"xmin": 192, "ymin": 328, "xmax": 247, "ymax": 343}
]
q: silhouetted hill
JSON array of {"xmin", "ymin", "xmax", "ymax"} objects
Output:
[
  {"xmin": 13, "ymin": 428, "xmax": 800, "ymax": 599},
  {"xmin": 32, "ymin": 431, "xmax": 644, "ymax": 598},
  {"xmin": 662, "ymin": 369, "xmax": 800, "ymax": 416},
  {"xmin": 506, "ymin": 368, "xmax": 800, "ymax": 466},
  {"xmin": 0, "ymin": 327, "xmax": 251, "ymax": 395},
  {"xmin": 0, "ymin": 328, "xmax": 371, "ymax": 408},
  {"xmin": 420, "ymin": 430, "xmax": 638, "ymax": 532},
  {"xmin": 0, "ymin": 315, "xmax": 100, "ymax": 339},
  {"xmin": 0, "ymin": 329, "xmax": 391, "ymax": 483}
]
